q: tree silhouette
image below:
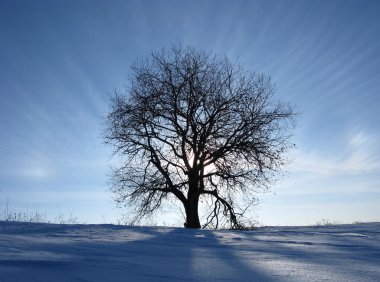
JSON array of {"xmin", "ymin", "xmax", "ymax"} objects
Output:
[{"xmin": 106, "ymin": 46, "xmax": 295, "ymax": 229}]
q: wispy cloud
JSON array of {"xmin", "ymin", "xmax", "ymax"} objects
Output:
[
  {"xmin": 1, "ymin": 152, "xmax": 56, "ymax": 181},
  {"xmin": 291, "ymin": 130, "xmax": 380, "ymax": 176}
]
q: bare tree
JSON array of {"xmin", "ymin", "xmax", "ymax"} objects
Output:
[{"xmin": 106, "ymin": 46, "xmax": 295, "ymax": 229}]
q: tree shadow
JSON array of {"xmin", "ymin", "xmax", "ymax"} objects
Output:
[{"xmin": 0, "ymin": 223, "xmax": 275, "ymax": 281}]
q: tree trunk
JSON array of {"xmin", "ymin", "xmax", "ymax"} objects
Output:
[
  {"xmin": 184, "ymin": 171, "xmax": 201, "ymax": 228},
  {"xmin": 184, "ymin": 198, "xmax": 201, "ymax": 228}
]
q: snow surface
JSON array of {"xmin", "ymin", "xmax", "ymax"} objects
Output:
[{"xmin": 0, "ymin": 221, "xmax": 379, "ymax": 281}]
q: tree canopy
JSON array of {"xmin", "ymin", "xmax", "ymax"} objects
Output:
[{"xmin": 106, "ymin": 46, "xmax": 295, "ymax": 229}]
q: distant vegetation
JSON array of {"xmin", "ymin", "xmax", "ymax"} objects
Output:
[{"xmin": 0, "ymin": 197, "xmax": 81, "ymax": 224}]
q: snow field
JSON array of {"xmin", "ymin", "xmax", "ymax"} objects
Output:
[{"xmin": 0, "ymin": 222, "xmax": 379, "ymax": 281}]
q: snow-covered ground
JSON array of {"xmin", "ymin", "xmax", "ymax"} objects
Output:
[{"xmin": 0, "ymin": 221, "xmax": 379, "ymax": 281}]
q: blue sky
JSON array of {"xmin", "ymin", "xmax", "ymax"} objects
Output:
[{"xmin": 1, "ymin": 0, "xmax": 379, "ymax": 225}]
